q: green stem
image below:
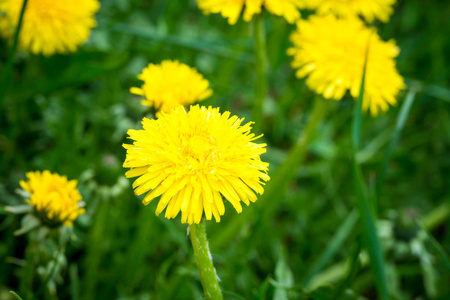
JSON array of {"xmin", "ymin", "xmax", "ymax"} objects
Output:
[
  {"xmin": 189, "ymin": 222, "xmax": 223, "ymax": 300},
  {"xmin": 211, "ymin": 97, "xmax": 329, "ymax": 250},
  {"xmin": 0, "ymin": 0, "xmax": 28, "ymax": 106},
  {"xmin": 260, "ymin": 96, "xmax": 328, "ymax": 222},
  {"xmin": 36, "ymin": 227, "xmax": 71, "ymax": 298},
  {"xmin": 252, "ymin": 13, "xmax": 268, "ymax": 134}
]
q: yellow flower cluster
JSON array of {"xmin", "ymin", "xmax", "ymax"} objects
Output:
[
  {"xmin": 304, "ymin": 0, "xmax": 396, "ymax": 23},
  {"xmin": 130, "ymin": 60, "xmax": 213, "ymax": 115},
  {"xmin": 0, "ymin": 0, "xmax": 99, "ymax": 56},
  {"xmin": 20, "ymin": 171, "xmax": 85, "ymax": 227},
  {"xmin": 123, "ymin": 105, "xmax": 270, "ymax": 224},
  {"xmin": 196, "ymin": 0, "xmax": 304, "ymax": 25},
  {"xmin": 288, "ymin": 15, "xmax": 405, "ymax": 115}
]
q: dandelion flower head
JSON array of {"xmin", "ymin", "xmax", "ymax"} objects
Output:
[
  {"xmin": 20, "ymin": 171, "xmax": 85, "ymax": 227},
  {"xmin": 288, "ymin": 15, "xmax": 405, "ymax": 116},
  {"xmin": 123, "ymin": 105, "xmax": 270, "ymax": 224},
  {"xmin": 196, "ymin": 0, "xmax": 304, "ymax": 25},
  {"xmin": 304, "ymin": 0, "xmax": 396, "ymax": 23},
  {"xmin": 0, "ymin": 0, "xmax": 100, "ymax": 56},
  {"xmin": 130, "ymin": 60, "xmax": 213, "ymax": 115}
]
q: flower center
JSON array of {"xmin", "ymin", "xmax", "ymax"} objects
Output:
[
  {"xmin": 182, "ymin": 134, "xmax": 219, "ymax": 173},
  {"xmin": 188, "ymin": 135, "xmax": 214, "ymax": 159}
]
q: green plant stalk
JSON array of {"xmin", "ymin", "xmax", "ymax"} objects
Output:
[
  {"xmin": 252, "ymin": 13, "xmax": 268, "ymax": 134},
  {"xmin": 0, "ymin": 0, "xmax": 28, "ymax": 106},
  {"xmin": 211, "ymin": 97, "xmax": 329, "ymax": 249},
  {"xmin": 36, "ymin": 227, "xmax": 71, "ymax": 298},
  {"xmin": 376, "ymin": 88, "xmax": 417, "ymax": 200},
  {"xmin": 260, "ymin": 96, "xmax": 329, "ymax": 223},
  {"xmin": 189, "ymin": 222, "xmax": 223, "ymax": 300},
  {"xmin": 352, "ymin": 44, "xmax": 389, "ymax": 300}
]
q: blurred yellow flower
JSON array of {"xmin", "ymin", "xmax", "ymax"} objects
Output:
[
  {"xmin": 288, "ymin": 15, "xmax": 405, "ymax": 116},
  {"xmin": 123, "ymin": 105, "xmax": 270, "ymax": 224},
  {"xmin": 20, "ymin": 171, "xmax": 85, "ymax": 227},
  {"xmin": 196, "ymin": 0, "xmax": 304, "ymax": 25},
  {"xmin": 0, "ymin": 0, "xmax": 99, "ymax": 56},
  {"xmin": 304, "ymin": 0, "xmax": 396, "ymax": 23},
  {"xmin": 130, "ymin": 60, "xmax": 213, "ymax": 115}
]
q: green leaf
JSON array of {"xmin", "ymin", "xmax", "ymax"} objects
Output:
[
  {"xmin": 14, "ymin": 214, "xmax": 40, "ymax": 236},
  {"xmin": 273, "ymin": 254, "xmax": 295, "ymax": 300}
]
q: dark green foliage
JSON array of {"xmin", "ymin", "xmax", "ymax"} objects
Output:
[{"xmin": 0, "ymin": 0, "xmax": 449, "ymax": 299}]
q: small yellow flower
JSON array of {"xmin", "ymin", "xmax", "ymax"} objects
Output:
[
  {"xmin": 20, "ymin": 171, "xmax": 85, "ymax": 227},
  {"xmin": 304, "ymin": 0, "xmax": 396, "ymax": 23},
  {"xmin": 0, "ymin": 0, "xmax": 99, "ymax": 56},
  {"xmin": 130, "ymin": 60, "xmax": 213, "ymax": 115},
  {"xmin": 123, "ymin": 105, "xmax": 270, "ymax": 224},
  {"xmin": 288, "ymin": 15, "xmax": 405, "ymax": 116},
  {"xmin": 196, "ymin": 0, "xmax": 304, "ymax": 25}
]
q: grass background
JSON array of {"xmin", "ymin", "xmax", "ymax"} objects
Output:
[{"xmin": 0, "ymin": 0, "xmax": 449, "ymax": 299}]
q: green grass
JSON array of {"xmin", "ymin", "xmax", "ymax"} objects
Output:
[{"xmin": 1, "ymin": 0, "xmax": 449, "ymax": 299}]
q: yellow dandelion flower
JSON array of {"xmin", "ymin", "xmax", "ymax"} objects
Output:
[
  {"xmin": 288, "ymin": 15, "xmax": 405, "ymax": 116},
  {"xmin": 0, "ymin": 0, "xmax": 100, "ymax": 56},
  {"xmin": 20, "ymin": 170, "xmax": 85, "ymax": 227},
  {"xmin": 196, "ymin": 0, "xmax": 304, "ymax": 25},
  {"xmin": 130, "ymin": 60, "xmax": 213, "ymax": 115},
  {"xmin": 123, "ymin": 105, "xmax": 270, "ymax": 224},
  {"xmin": 304, "ymin": 0, "xmax": 396, "ymax": 23}
]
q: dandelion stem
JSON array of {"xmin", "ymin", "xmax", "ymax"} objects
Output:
[
  {"xmin": 252, "ymin": 12, "xmax": 268, "ymax": 134},
  {"xmin": 0, "ymin": 0, "xmax": 28, "ymax": 106},
  {"xmin": 189, "ymin": 222, "xmax": 223, "ymax": 300},
  {"xmin": 211, "ymin": 97, "xmax": 329, "ymax": 250},
  {"xmin": 260, "ymin": 96, "xmax": 328, "ymax": 222}
]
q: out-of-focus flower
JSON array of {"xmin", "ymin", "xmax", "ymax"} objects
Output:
[
  {"xmin": 196, "ymin": 0, "xmax": 304, "ymax": 25},
  {"xmin": 123, "ymin": 105, "xmax": 270, "ymax": 224},
  {"xmin": 0, "ymin": 0, "xmax": 99, "ymax": 56},
  {"xmin": 288, "ymin": 15, "xmax": 405, "ymax": 115},
  {"xmin": 130, "ymin": 60, "xmax": 212, "ymax": 115},
  {"xmin": 20, "ymin": 170, "xmax": 85, "ymax": 227},
  {"xmin": 303, "ymin": 0, "xmax": 396, "ymax": 23}
]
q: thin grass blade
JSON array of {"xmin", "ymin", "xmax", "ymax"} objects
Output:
[
  {"xmin": 376, "ymin": 88, "xmax": 417, "ymax": 199},
  {"xmin": 352, "ymin": 37, "xmax": 389, "ymax": 299},
  {"xmin": 302, "ymin": 210, "xmax": 358, "ymax": 286}
]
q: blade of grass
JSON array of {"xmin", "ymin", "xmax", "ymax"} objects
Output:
[
  {"xmin": 418, "ymin": 221, "xmax": 450, "ymax": 272},
  {"xmin": 70, "ymin": 264, "xmax": 80, "ymax": 300},
  {"xmin": 302, "ymin": 210, "xmax": 358, "ymax": 286},
  {"xmin": 333, "ymin": 239, "xmax": 362, "ymax": 299},
  {"xmin": 0, "ymin": 0, "xmax": 28, "ymax": 106},
  {"xmin": 405, "ymin": 78, "xmax": 450, "ymax": 102},
  {"xmin": 9, "ymin": 291, "xmax": 23, "ymax": 300},
  {"xmin": 104, "ymin": 21, "xmax": 253, "ymax": 61},
  {"xmin": 352, "ymin": 161, "xmax": 388, "ymax": 300},
  {"xmin": 352, "ymin": 36, "xmax": 389, "ymax": 300},
  {"xmin": 423, "ymin": 202, "xmax": 450, "ymax": 230},
  {"xmin": 376, "ymin": 88, "xmax": 417, "ymax": 199}
]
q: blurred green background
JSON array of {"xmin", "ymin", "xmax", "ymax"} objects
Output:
[{"xmin": 1, "ymin": 0, "xmax": 449, "ymax": 299}]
